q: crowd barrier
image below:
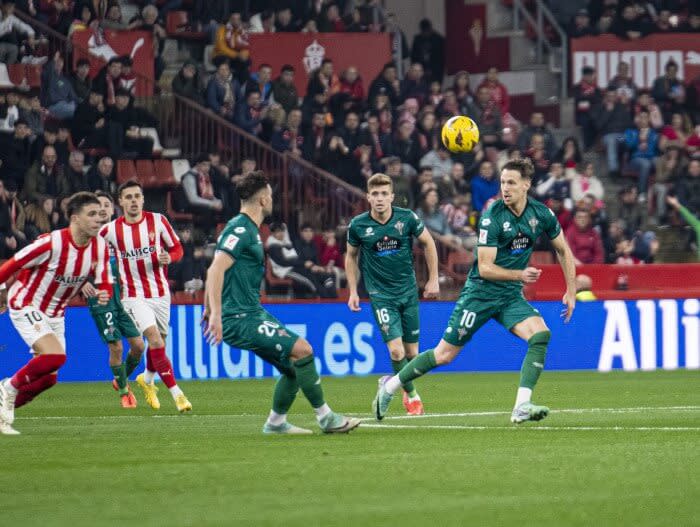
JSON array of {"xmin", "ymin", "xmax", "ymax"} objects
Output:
[{"xmin": 1, "ymin": 299, "xmax": 697, "ymax": 382}]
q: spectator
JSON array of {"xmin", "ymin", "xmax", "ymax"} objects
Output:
[
  {"xmin": 249, "ymin": 63, "xmax": 273, "ymax": 102},
  {"xmin": 30, "ymin": 122, "xmax": 59, "ymax": 164},
  {"xmin": 93, "ymin": 57, "xmax": 123, "ymax": 107},
  {"xmin": 181, "ymin": 154, "xmax": 224, "ymax": 215},
  {"xmin": 685, "ymin": 124, "xmax": 700, "ymax": 157},
  {"xmin": 119, "ymin": 54, "xmax": 136, "ymax": 96},
  {"xmin": 666, "ymin": 195, "xmax": 700, "ymax": 258},
  {"xmin": 271, "ymin": 108, "xmax": 303, "ymax": 155},
  {"xmin": 21, "ymin": 145, "xmax": 64, "ymax": 204},
  {"xmin": 571, "ymin": 162, "xmax": 605, "ymax": 204},
  {"xmin": 592, "ymin": 88, "xmax": 634, "ymax": 177},
  {"xmin": 471, "ymin": 161, "xmax": 499, "ymax": 212},
  {"xmin": 318, "ymin": 227, "xmax": 345, "ymax": 288},
  {"xmin": 19, "ymin": 94, "xmax": 42, "ymax": 137},
  {"xmin": 568, "ymin": 8, "xmax": 597, "ymax": 37},
  {"xmin": 327, "ymin": 111, "xmax": 367, "ymax": 189},
  {"xmin": 319, "ymin": 3, "xmax": 344, "ymax": 32},
  {"xmin": 214, "ymin": 12, "xmax": 251, "ymax": 81},
  {"xmin": 420, "ymin": 144, "xmax": 453, "ymax": 180},
  {"xmin": 87, "ymin": 156, "xmax": 114, "ymax": 193},
  {"xmin": 604, "ymin": 219, "xmax": 627, "ymax": 263},
  {"xmin": 611, "ymin": 4, "xmax": 650, "ymax": 40},
  {"xmin": 535, "ymin": 162, "xmax": 572, "ymax": 204},
  {"xmin": 659, "ymin": 112, "xmax": 692, "ymax": 152},
  {"xmin": 192, "ymin": 1, "xmax": 229, "ymax": 40},
  {"xmin": 72, "ymin": 89, "xmax": 108, "ymax": 149},
  {"xmin": 0, "ymin": 0, "xmax": 35, "ymax": 64},
  {"xmin": 436, "ymin": 161, "xmax": 470, "ymax": 201},
  {"xmin": 574, "ymin": 66, "xmax": 602, "ymax": 150},
  {"xmin": 358, "ymin": 0, "xmax": 386, "ymax": 30},
  {"xmin": 686, "ymin": 71, "xmax": 700, "ymax": 125},
  {"xmin": 652, "ymin": 61, "xmax": 685, "ymax": 122},
  {"xmin": 468, "ymin": 85, "xmax": 503, "ymax": 151},
  {"xmin": 653, "ymin": 146, "xmax": 685, "ymax": 224},
  {"xmin": 101, "ymin": 2, "xmax": 128, "ymax": 30},
  {"xmin": 0, "ymin": 178, "xmax": 25, "ymax": 257},
  {"xmin": 548, "ymin": 196, "xmax": 573, "ymax": 233},
  {"xmin": 401, "ymin": 62, "xmax": 429, "ymax": 105},
  {"xmin": 607, "ymin": 60, "xmax": 637, "ymax": 101},
  {"xmin": 368, "ymin": 62, "xmax": 401, "ymax": 108},
  {"xmin": 384, "ymin": 156, "xmax": 413, "ymax": 209},
  {"xmin": 248, "ymin": 9, "xmax": 275, "ymax": 33},
  {"xmin": 169, "ymin": 225, "xmax": 206, "ymax": 292},
  {"xmin": 41, "ymin": 52, "xmax": 79, "ymax": 120},
  {"xmin": 416, "ymin": 110, "xmax": 438, "ymax": 152},
  {"xmin": 172, "ymin": 60, "xmax": 205, "ymax": 106},
  {"xmin": 677, "ymin": 11, "xmax": 700, "ymax": 32},
  {"xmin": 553, "ymin": 136, "xmax": 583, "ymax": 172},
  {"xmin": 339, "ymin": 66, "xmax": 365, "ymax": 110},
  {"xmin": 274, "ymin": 7, "xmax": 300, "ymax": 32},
  {"xmin": 106, "ymin": 88, "xmax": 157, "ymax": 157},
  {"xmin": 577, "ymin": 193, "xmax": 609, "ymax": 236},
  {"xmin": 307, "ymin": 58, "xmax": 340, "ymax": 98},
  {"xmin": 596, "ymin": 5, "xmax": 617, "ymax": 34},
  {"xmin": 575, "ymin": 274, "xmax": 597, "ymax": 301},
  {"xmin": 294, "ymin": 224, "xmax": 337, "ymax": 297},
  {"xmin": 70, "ymin": 58, "xmax": 92, "ymax": 103},
  {"xmin": 518, "ymin": 112, "xmax": 557, "ymax": 159},
  {"xmin": 441, "ymin": 193, "xmax": 476, "ymax": 249},
  {"xmin": 0, "ymin": 89, "xmax": 20, "ymax": 133},
  {"xmin": 566, "ymin": 209, "xmax": 604, "ymax": 264},
  {"xmin": 411, "ymin": 18, "xmax": 444, "ymax": 84},
  {"xmin": 361, "ymin": 112, "xmax": 390, "ymax": 172},
  {"xmin": 266, "ymin": 222, "xmax": 320, "ymax": 299},
  {"xmin": 206, "ymin": 59, "xmax": 239, "ymax": 120},
  {"xmin": 271, "ymin": 64, "xmax": 299, "ymax": 114},
  {"xmin": 633, "ymin": 91, "xmax": 663, "ymax": 130},
  {"xmin": 415, "ymin": 189, "xmax": 461, "ymax": 250},
  {"xmin": 0, "ymin": 117, "xmax": 31, "ymax": 186},
  {"xmin": 233, "ymin": 88, "xmax": 266, "ymax": 136},
  {"xmin": 477, "ymin": 67, "xmax": 510, "ymax": 116},
  {"xmin": 23, "ymin": 195, "xmax": 57, "ymax": 241},
  {"xmin": 452, "ymin": 70, "xmax": 473, "ymax": 110},
  {"xmin": 130, "ymin": 5, "xmax": 167, "ymax": 81},
  {"xmin": 61, "ymin": 150, "xmax": 88, "ymax": 200},
  {"xmin": 617, "ymin": 186, "xmax": 645, "ymax": 236},
  {"xmin": 301, "ymin": 110, "xmax": 330, "ymax": 164},
  {"xmin": 652, "ymin": 9, "xmax": 675, "ymax": 33},
  {"xmin": 388, "ymin": 119, "xmax": 423, "ymax": 170},
  {"xmin": 524, "ymin": 133, "xmax": 552, "ymax": 183},
  {"xmin": 676, "ymin": 158, "xmax": 700, "ymax": 218},
  {"xmin": 624, "ymin": 109, "xmax": 659, "ymax": 200}
]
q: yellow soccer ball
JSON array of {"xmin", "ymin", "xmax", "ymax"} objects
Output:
[{"xmin": 441, "ymin": 116, "xmax": 480, "ymax": 153}]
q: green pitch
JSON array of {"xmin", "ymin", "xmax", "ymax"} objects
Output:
[{"xmin": 1, "ymin": 370, "xmax": 698, "ymax": 527}]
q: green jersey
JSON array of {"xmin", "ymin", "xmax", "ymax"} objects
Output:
[
  {"xmin": 216, "ymin": 213, "xmax": 265, "ymax": 315},
  {"xmin": 347, "ymin": 206, "xmax": 425, "ymax": 299},
  {"xmin": 87, "ymin": 255, "xmax": 122, "ymax": 309},
  {"xmin": 467, "ymin": 198, "xmax": 561, "ymax": 297}
]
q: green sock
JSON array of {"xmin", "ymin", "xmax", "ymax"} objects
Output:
[
  {"xmin": 111, "ymin": 364, "xmax": 128, "ymax": 396},
  {"xmin": 293, "ymin": 355, "xmax": 325, "ymax": 409},
  {"xmin": 519, "ymin": 331, "xmax": 551, "ymax": 389},
  {"xmin": 392, "ymin": 358, "xmax": 417, "ymax": 397},
  {"xmin": 124, "ymin": 353, "xmax": 141, "ymax": 378},
  {"xmin": 272, "ymin": 374, "xmax": 299, "ymax": 414},
  {"xmin": 398, "ymin": 349, "xmax": 437, "ymax": 386}
]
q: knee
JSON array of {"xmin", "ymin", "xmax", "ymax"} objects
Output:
[
  {"xmin": 131, "ymin": 339, "xmax": 146, "ymax": 355},
  {"xmin": 147, "ymin": 333, "xmax": 165, "ymax": 349},
  {"xmin": 290, "ymin": 339, "xmax": 313, "ymax": 361},
  {"xmin": 387, "ymin": 344, "xmax": 405, "ymax": 361},
  {"xmin": 434, "ymin": 346, "xmax": 456, "ymax": 365},
  {"xmin": 529, "ymin": 330, "xmax": 551, "ymax": 349}
]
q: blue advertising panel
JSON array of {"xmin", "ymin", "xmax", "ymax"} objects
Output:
[{"xmin": 0, "ymin": 299, "xmax": 698, "ymax": 382}]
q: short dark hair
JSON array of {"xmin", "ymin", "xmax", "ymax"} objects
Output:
[
  {"xmin": 259, "ymin": 63, "xmax": 272, "ymax": 70},
  {"xmin": 300, "ymin": 223, "xmax": 313, "ymax": 231},
  {"xmin": 95, "ymin": 190, "xmax": 113, "ymax": 203},
  {"xmin": 117, "ymin": 179, "xmax": 143, "ymax": 198},
  {"xmin": 76, "ymin": 58, "xmax": 90, "ymax": 68},
  {"xmin": 321, "ymin": 58, "xmax": 333, "ymax": 66},
  {"xmin": 281, "ymin": 64, "xmax": 294, "ymax": 73},
  {"xmin": 237, "ymin": 171, "xmax": 269, "ymax": 201},
  {"xmin": 66, "ymin": 191, "xmax": 100, "ymax": 218},
  {"xmin": 269, "ymin": 222, "xmax": 285, "ymax": 233},
  {"xmin": 502, "ymin": 158, "xmax": 535, "ymax": 180}
]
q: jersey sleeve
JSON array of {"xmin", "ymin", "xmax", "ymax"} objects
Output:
[
  {"xmin": 347, "ymin": 220, "xmax": 361, "ymax": 247},
  {"xmin": 542, "ymin": 206, "xmax": 562, "ymax": 240},
  {"xmin": 92, "ymin": 238, "xmax": 114, "ymax": 289},
  {"xmin": 158, "ymin": 214, "xmax": 181, "ymax": 249},
  {"xmin": 477, "ymin": 210, "xmax": 499, "ymax": 247},
  {"xmin": 216, "ymin": 225, "xmax": 249, "ymax": 260},
  {"xmin": 409, "ymin": 211, "xmax": 425, "ymax": 237},
  {"xmin": 13, "ymin": 234, "xmax": 52, "ymax": 268}
]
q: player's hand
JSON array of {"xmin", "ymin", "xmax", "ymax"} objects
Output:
[
  {"xmin": 347, "ymin": 292, "xmax": 361, "ymax": 312},
  {"xmin": 0, "ymin": 288, "xmax": 7, "ymax": 314},
  {"xmin": 561, "ymin": 290, "xmax": 576, "ymax": 323},
  {"xmin": 81, "ymin": 282, "xmax": 97, "ymax": 298},
  {"xmin": 96, "ymin": 289, "xmax": 110, "ymax": 306},
  {"xmin": 204, "ymin": 311, "xmax": 223, "ymax": 345},
  {"xmin": 158, "ymin": 248, "xmax": 171, "ymax": 266},
  {"xmin": 423, "ymin": 277, "xmax": 440, "ymax": 299},
  {"xmin": 520, "ymin": 267, "xmax": 542, "ymax": 283},
  {"xmin": 201, "ymin": 304, "xmax": 210, "ymax": 328}
]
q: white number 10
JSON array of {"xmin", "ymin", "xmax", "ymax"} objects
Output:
[{"xmin": 460, "ymin": 310, "xmax": 476, "ymax": 328}]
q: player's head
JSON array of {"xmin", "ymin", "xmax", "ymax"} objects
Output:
[
  {"xmin": 117, "ymin": 179, "xmax": 144, "ymax": 219},
  {"xmin": 66, "ymin": 192, "xmax": 102, "ymax": 238},
  {"xmin": 500, "ymin": 159, "xmax": 534, "ymax": 207},
  {"xmin": 366, "ymin": 173, "xmax": 394, "ymax": 214},
  {"xmin": 237, "ymin": 170, "xmax": 273, "ymax": 217},
  {"xmin": 95, "ymin": 190, "xmax": 114, "ymax": 225}
]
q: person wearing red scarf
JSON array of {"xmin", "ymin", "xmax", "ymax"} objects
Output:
[{"xmin": 573, "ymin": 66, "xmax": 602, "ymax": 149}]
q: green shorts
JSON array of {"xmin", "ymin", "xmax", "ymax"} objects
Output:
[
  {"xmin": 442, "ymin": 289, "xmax": 540, "ymax": 347},
  {"xmin": 89, "ymin": 300, "xmax": 141, "ymax": 345},
  {"xmin": 370, "ymin": 293, "xmax": 420, "ymax": 344},
  {"xmin": 222, "ymin": 309, "xmax": 300, "ymax": 376}
]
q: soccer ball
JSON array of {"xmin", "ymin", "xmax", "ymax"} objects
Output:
[{"xmin": 441, "ymin": 116, "xmax": 480, "ymax": 153}]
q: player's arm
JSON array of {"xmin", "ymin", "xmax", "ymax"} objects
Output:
[
  {"xmin": 417, "ymin": 229, "xmax": 439, "ymax": 298},
  {"xmin": 158, "ymin": 215, "xmax": 184, "ymax": 265},
  {"xmin": 550, "ymin": 231, "xmax": 577, "ymax": 323},
  {"xmin": 345, "ymin": 242, "xmax": 361, "ymax": 312},
  {"xmin": 203, "ymin": 251, "xmax": 234, "ymax": 345},
  {"xmin": 91, "ymin": 242, "xmax": 113, "ymax": 306},
  {"xmin": 478, "ymin": 246, "xmax": 542, "ymax": 283}
]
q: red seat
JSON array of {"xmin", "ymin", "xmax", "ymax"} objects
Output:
[
  {"xmin": 172, "ymin": 290, "xmax": 204, "ymax": 305},
  {"xmin": 444, "ymin": 250, "xmax": 473, "ymax": 282},
  {"xmin": 153, "ymin": 159, "xmax": 177, "ymax": 188},
  {"xmin": 24, "ymin": 64, "xmax": 42, "ymax": 88},
  {"xmin": 265, "ymin": 256, "xmax": 292, "ymax": 295},
  {"xmin": 166, "ymin": 11, "xmax": 206, "ymax": 40},
  {"xmin": 116, "ymin": 159, "xmax": 137, "ymax": 185},
  {"xmin": 530, "ymin": 251, "xmax": 555, "ymax": 266},
  {"xmin": 135, "ymin": 159, "xmax": 157, "ymax": 188},
  {"xmin": 7, "ymin": 64, "xmax": 25, "ymax": 86}
]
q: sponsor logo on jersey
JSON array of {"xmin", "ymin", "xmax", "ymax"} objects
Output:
[
  {"xmin": 223, "ymin": 234, "xmax": 239, "ymax": 251},
  {"xmin": 234, "ymin": 227, "xmax": 246, "ymax": 233},
  {"xmin": 373, "ymin": 236, "xmax": 400, "ymax": 256},
  {"xmin": 394, "ymin": 220, "xmax": 405, "ymax": 235},
  {"xmin": 479, "ymin": 229, "xmax": 488, "ymax": 244},
  {"xmin": 120, "ymin": 246, "xmax": 157, "ymax": 259},
  {"xmin": 529, "ymin": 218, "xmax": 539, "ymax": 230},
  {"xmin": 54, "ymin": 274, "xmax": 89, "ymax": 285},
  {"xmin": 509, "ymin": 232, "xmax": 532, "ymax": 255},
  {"xmin": 481, "ymin": 218, "xmax": 491, "ymax": 226},
  {"xmin": 503, "ymin": 221, "xmax": 512, "ymax": 232},
  {"xmin": 364, "ymin": 227, "xmax": 374, "ymax": 236}
]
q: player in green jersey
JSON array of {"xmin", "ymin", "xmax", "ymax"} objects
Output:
[
  {"xmin": 203, "ymin": 171, "xmax": 360, "ymax": 435},
  {"xmin": 373, "ymin": 159, "xmax": 577, "ymax": 424},
  {"xmin": 83, "ymin": 191, "xmax": 145, "ymax": 408},
  {"xmin": 346, "ymin": 173, "xmax": 439, "ymax": 415}
]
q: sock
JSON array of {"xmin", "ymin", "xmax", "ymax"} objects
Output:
[
  {"xmin": 14, "ymin": 373, "xmax": 58, "ymax": 408},
  {"xmin": 392, "ymin": 358, "xmax": 417, "ymax": 396},
  {"xmin": 111, "ymin": 364, "xmax": 128, "ymax": 396},
  {"xmin": 10, "ymin": 354, "xmax": 66, "ymax": 389},
  {"xmin": 143, "ymin": 369, "xmax": 156, "ymax": 384},
  {"xmin": 124, "ymin": 352, "xmax": 141, "ymax": 377},
  {"xmin": 169, "ymin": 385, "xmax": 183, "ymax": 398},
  {"xmin": 272, "ymin": 374, "xmax": 299, "ymax": 415},
  {"xmin": 266, "ymin": 410, "xmax": 286, "ymax": 426},
  {"xmin": 292, "ymin": 355, "xmax": 325, "ymax": 409},
  {"xmin": 515, "ymin": 387, "xmax": 533, "ymax": 407},
  {"xmin": 518, "ymin": 331, "xmax": 551, "ymax": 392},
  {"xmin": 148, "ymin": 347, "xmax": 177, "ymax": 389},
  {"xmin": 314, "ymin": 403, "xmax": 331, "ymax": 421},
  {"xmin": 143, "ymin": 349, "xmax": 156, "ymax": 383},
  {"xmin": 386, "ymin": 349, "xmax": 437, "ymax": 395}
]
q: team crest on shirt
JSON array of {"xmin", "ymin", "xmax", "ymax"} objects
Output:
[
  {"xmin": 457, "ymin": 328, "xmax": 467, "ymax": 339},
  {"xmin": 381, "ymin": 323, "xmax": 390, "ymax": 334},
  {"xmin": 394, "ymin": 220, "xmax": 405, "ymax": 235},
  {"xmin": 277, "ymin": 328, "xmax": 290, "ymax": 337},
  {"xmin": 34, "ymin": 324, "xmax": 41, "ymax": 332},
  {"xmin": 529, "ymin": 218, "xmax": 539, "ymax": 230},
  {"xmin": 149, "ymin": 231, "xmax": 155, "ymax": 243}
]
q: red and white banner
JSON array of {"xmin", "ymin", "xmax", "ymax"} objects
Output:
[
  {"xmin": 248, "ymin": 33, "xmax": 391, "ymax": 96},
  {"xmin": 71, "ymin": 29, "xmax": 154, "ymax": 96},
  {"xmin": 571, "ymin": 34, "xmax": 700, "ymax": 89}
]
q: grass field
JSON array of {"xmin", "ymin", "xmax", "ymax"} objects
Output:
[{"xmin": 1, "ymin": 370, "xmax": 698, "ymax": 527}]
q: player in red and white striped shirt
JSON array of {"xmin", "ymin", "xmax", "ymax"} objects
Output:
[
  {"xmin": 100, "ymin": 180, "xmax": 191, "ymax": 413},
  {"xmin": 0, "ymin": 192, "xmax": 112, "ymax": 435}
]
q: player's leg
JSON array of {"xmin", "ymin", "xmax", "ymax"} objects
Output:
[
  {"xmin": 124, "ymin": 299, "xmax": 162, "ymax": 410},
  {"xmin": 399, "ymin": 295, "xmax": 424, "ymax": 414},
  {"xmin": 118, "ymin": 304, "xmax": 145, "ymax": 381},
  {"xmin": 14, "ymin": 372, "xmax": 58, "ymax": 409},
  {"xmin": 89, "ymin": 306, "xmax": 132, "ymax": 404}
]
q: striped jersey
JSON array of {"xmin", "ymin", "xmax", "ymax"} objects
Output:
[
  {"xmin": 99, "ymin": 211, "xmax": 181, "ymax": 299},
  {"xmin": 9, "ymin": 228, "xmax": 111, "ymax": 318}
]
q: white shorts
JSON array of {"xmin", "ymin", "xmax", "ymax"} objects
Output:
[
  {"xmin": 122, "ymin": 297, "xmax": 171, "ymax": 336},
  {"xmin": 10, "ymin": 306, "xmax": 66, "ymax": 351}
]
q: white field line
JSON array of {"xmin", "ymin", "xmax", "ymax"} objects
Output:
[
  {"xmin": 361, "ymin": 424, "xmax": 700, "ymax": 432},
  {"xmin": 15, "ymin": 405, "xmax": 700, "ymax": 421}
]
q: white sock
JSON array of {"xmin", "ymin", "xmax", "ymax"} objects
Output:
[
  {"xmin": 3, "ymin": 379, "xmax": 18, "ymax": 395},
  {"xmin": 314, "ymin": 403, "xmax": 332, "ymax": 421},
  {"xmin": 385, "ymin": 375, "xmax": 402, "ymax": 395},
  {"xmin": 169, "ymin": 385, "xmax": 183, "ymax": 398},
  {"xmin": 515, "ymin": 387, "xmax": 532, "ymax": 407},
  {"xmin": 266, "ymin": 410, "xmax": 286, "ymax": 426},
  {"xmin": 143, "ymin": 369, "xmax": 156, "ymax": 384}
]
